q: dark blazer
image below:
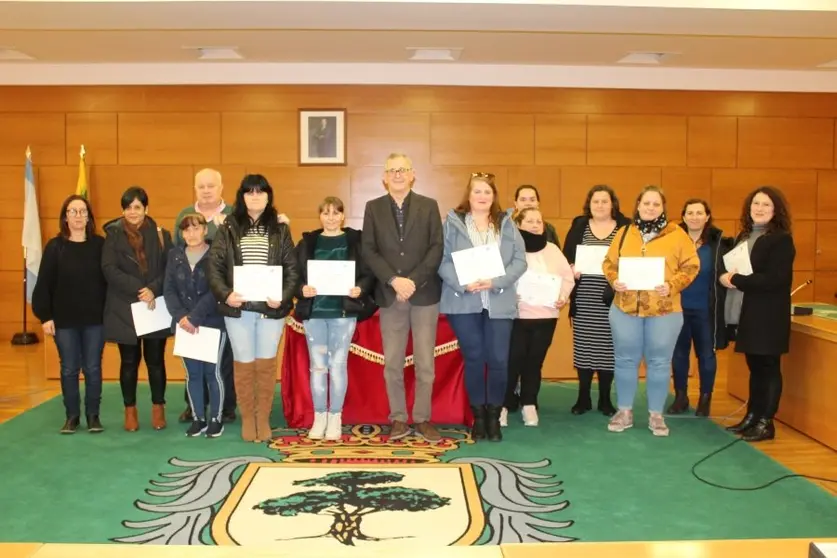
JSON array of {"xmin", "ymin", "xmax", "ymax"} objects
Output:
[
  {"xmin": 207, "ymin": 216, "xmax": 299, "ymax": 320},
  {"xmin": 294, "ymin": 227, "xmax": 378, "ymax": 322},
  {"xmin": 361, "ymin": 191, "xmax": 444, "ymax": 308},
  {"xmin": 729, "ymin": 230, "xmax": 795, "ymax": 355},
  {"xmin": 562, "ymin": 212, "xmax": 631, "ymax": 318},
  {"xmin": 101, "ymin": 216, "xmax": 173, "ymax": 345},
  {"xmin": 678, "ymin": 223, "xmax": 734, "ymax": 350},
  {"xmin": 163, "ymin": 246, "xmax": 225, "ymax": 332}
]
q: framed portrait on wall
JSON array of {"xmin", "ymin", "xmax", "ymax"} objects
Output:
[{"xmin": 299, "ymin": 108, "xmax": 346, "ymax": 166}]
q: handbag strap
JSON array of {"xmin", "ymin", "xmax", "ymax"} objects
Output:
[{"xmin": 616, "ymin": 223, "xmax": 630, "ymax": 255}]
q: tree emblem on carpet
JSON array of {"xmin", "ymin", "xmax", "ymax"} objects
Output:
[
  {"xmin": 256, "ymin": 471, "xmax": 450, "ymax": 546},
  {"xmin": 112, "ymin": 424, "xmax": 574, "ymax": 548}
]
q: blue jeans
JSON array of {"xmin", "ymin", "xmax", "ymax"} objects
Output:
[
  {"xmin": 672, "ymin": 307, "xmax": 717, "ymax": 394},
  {"xmin": 54, "ymin": 325, "xmax": 105, "ymax": 418},
  {"xmin": 446, "ymin": 310, "xmax": 514, "ymax": 406},
  {"xmin": 224, "ymin": 311, "xmax": 284, "ymax": 363},
  {"xmin": 183, "ymin": 331, "xmax": 227, "ymax": 422},
  {"xmin": 609, "ymin": 306, "xmax": 683, "ymax": 414},
  {"xmin": 303, "ymin": 317, "xmax": 357, "ymax": 413}
]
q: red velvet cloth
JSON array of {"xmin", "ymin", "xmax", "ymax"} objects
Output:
[{"xmin": 281, "ymin": 311, "xmax": 470, "ymax": 429}]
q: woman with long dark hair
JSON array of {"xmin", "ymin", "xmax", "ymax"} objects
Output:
[
  {"xmin": 33, "ymin": 195, "xmax": 107, "ymax": 434},
  {"xmin": 208, "ymin": 174, "xmax": 300, "ymax": 443},
  {"xmin": 720, "ymin": 186, "xmax": 795, "ymax": 442}
]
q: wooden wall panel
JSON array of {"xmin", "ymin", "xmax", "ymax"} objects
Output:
[{"xmin": 0, "ymin": 84, "xmax": 834, "ymax": 378}]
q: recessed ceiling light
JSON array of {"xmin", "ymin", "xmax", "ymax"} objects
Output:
[
  {"xmin": 183, "ymin": 46, "xmax": 243, "ymax": 61},
  {"xmin": 817, "ymin": 59, "xmax": 837, "ymax": 68},
  {"xmin": 617, "ymin": 52, "xmax": 676, "ymax": 65},
  {"xmin": 406, "ymin": 47, "xmax": 463, "ymax": 62},
  {"xmin": 0, "ymin": 47, "xmax": 33, "ymax": 61}
]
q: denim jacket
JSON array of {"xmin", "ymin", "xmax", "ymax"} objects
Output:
[
  {"xmin": 163, "ymin": 245, "xmax": 224, "ymax": 332},
  {"xmin": 438, "ymin": 209, "xmax": 527, "ymax": 319}
]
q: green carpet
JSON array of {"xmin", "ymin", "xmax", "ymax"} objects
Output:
[{"xmin": 0, "ymin": 383, "xmax": 834, "ymax": 549}]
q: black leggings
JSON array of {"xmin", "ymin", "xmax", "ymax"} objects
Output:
[
  {"xmin": 744, "ymin": 353, "xmax": 782, "ymax": 419},
  {"xmin": 119, "ymin": 339, "xmax": 167, "ymax": 407}
]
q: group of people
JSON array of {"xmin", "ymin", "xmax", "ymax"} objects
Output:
[{"xmin": 31, "ymin": 152, "xmax": 794, "ymax": 445}]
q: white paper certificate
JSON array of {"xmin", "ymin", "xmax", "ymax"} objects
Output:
[
  {"xmin": 307, "ymin": 260, "xmax": 356, "ymax": 296},
  {"xmin": 618, "ymin": 257, "xmax": 665, "ymax": 290},
  {"xmin": 451, "ymin": 244, "xmax": 507, "ymax": 286},
  {"xmin": 173, "ymin": 325, "xmax": 222, "ymax": 364},
  {"xmin": 233, "ymin": 265, "xmax": 283, "ymax": 302},
  {"xmin": 722, "ymin": 242, "xmax": 753, "ymax": 276},
  {"xmin": 574, "ymin": 245, "xmax": 609, "ymax": 275},
  {"xmin": 518, "ymin": 271, "xmax": 562, "ymax": 307},
  {"xmin": 130, "ymin": 297, "xmax": 172, "ymax": 336}
]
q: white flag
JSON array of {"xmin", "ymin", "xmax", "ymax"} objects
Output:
[{"xmin": 22, "ymin": 148, "xmax": 41, "ymax": 304}]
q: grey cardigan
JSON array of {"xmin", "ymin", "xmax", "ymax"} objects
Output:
[{"xmin": 438, "ymin": 209, "xmax": 527, "ymax": 319}]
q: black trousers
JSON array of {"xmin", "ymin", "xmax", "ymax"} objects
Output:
[
  {"xmin": 744, "ymin": 353, "xmax": 783, "ymax": 419},
  {"xmin": 504, "ymin": 318, "xmax": 557, "ymax": 408},
  {"xmin": 182, "ymin": 334, "xmax": 236, "ymax": 413},
  {"xmin": 118, "ymin": 338, "xmax": 167, "ymax": 407}
]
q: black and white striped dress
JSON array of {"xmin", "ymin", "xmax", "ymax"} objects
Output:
[{"xmin": 572, "ymin": 224, "xmax": 617, "ymax": 372}]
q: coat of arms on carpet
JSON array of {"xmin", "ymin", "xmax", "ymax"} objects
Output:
[{"xmin": 112, "ymin": 425, "xmax": 575, "ymax": 547}]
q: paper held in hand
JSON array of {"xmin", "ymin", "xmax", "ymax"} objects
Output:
[
  {"xmin": 234, "ymin": 265, "xmax": 283, "ymax": 301},
  {"xmin": 307, "ymin": 260, "xmax": 356, "ymax": 296},
  {"xmin": 617, "ymin": 257, "xmax": 666, "ymax": 290},
  {"xmin": 173, "ymin": 325, "xmax": 222, "ymax": 364},
  {"xmin": 518, "ymin": 271, "xmax": 562, "ymax": 307},
  {"xmin": 574, "ymin": 245, "xmax": 608, "ymax": 275},
  {"xmin": 722, "ymin": 243, "xmax": 753, "ymax": 276},
  {"xmin": 452, "ymin": 244, "xmax": 507, "ymax": 286},
  {"xmin": 130, "ymin": 297, "xmax": 172, "ymax": 336}
]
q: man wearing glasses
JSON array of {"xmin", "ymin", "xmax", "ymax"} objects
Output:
[{"xmin": 362, "ymin": 153, "xmax": 444, "ymax": 442}]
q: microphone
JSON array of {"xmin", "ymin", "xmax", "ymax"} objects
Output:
[
  {"xmin": 791, "ymin": 279, "xmax": 814, "ymax": 315},
  {"xmin": 791, "ymin": 279, "xmax": 813, "ymax": 297}
]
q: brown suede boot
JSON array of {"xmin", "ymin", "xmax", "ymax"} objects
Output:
[
  {"xmin": 254, "ymin": 357, "xmax": 278, "ymax": 442},
  {"xmin": 235, "ymin": 361, "xmax": 257, "ymax": 442},
  {"xmin": 124, "ymin": 406, "xmax": 139, "ymax": 432},
  {"xmin": 151, "ymin": 404, "xmax": 166, "ymax": 430}
]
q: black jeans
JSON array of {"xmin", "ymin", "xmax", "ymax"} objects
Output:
[
  {"xmin": 505, "ymin": 318, "xmax": 557, "ymax": 408},
  {"xmin": 119, "ymin": 338, "xmax": 167, "ymax": 407},
  {"xmin": 744, "ymin": 353, "xmax": 783, "ymax": 419},
  {"xmin": 182, "ymin": 334, "xmax": 236, "ymax": 413},
  {"xmin": 54, "ymin": 325, "xmax": 105, "ymax": 417}
]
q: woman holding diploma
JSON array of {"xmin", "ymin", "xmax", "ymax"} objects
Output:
[
  {"xmin": 101, "ymin": 187, "xmax": 173, "ymax": 432},
  {"xmin": 562, "ymin": 185, "xmax": 630, "ymax": 417},
  {"xmin": 438, "ymin": 172, "xmax": 527, "ymax": 442},
  {"xmin": 294, "ymin": 196, "xmax": 377, "ymax": 441},
  {"xmin": 603, "ymin": 185, "xmax": 699, "ymax": 437},
  {"xmin": 719, "ymin": 186, "xmax": 795, "ymax": 442},
  {"xmin": 164, "ymin": 213, "xmax": 226, "ymax": 438},
  {"xmin": 501, "ymin": 208, "xmax": 575, "ymax": 428},
  {"xmin": 208, "ymin": 174, "xmax": 300, "ymax": 443}
]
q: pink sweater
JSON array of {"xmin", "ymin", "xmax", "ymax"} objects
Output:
[{"xmin": 517, "ymin": 243, "xmax": 576, "ymax": 320}]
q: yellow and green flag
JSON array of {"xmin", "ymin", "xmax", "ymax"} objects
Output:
[{"xmin": 76, "ymin": 145, "xmax": 88, "ymax": 199}]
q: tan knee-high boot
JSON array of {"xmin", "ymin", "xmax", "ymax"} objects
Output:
[
  {"xmin": 234, "ymin": 361, "xmax": 257, "ymax": 441},
  {"xmin": 254, "ymin": 357, "xmax": 278, "ymax": 442}
]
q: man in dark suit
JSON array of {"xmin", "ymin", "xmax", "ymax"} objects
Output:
[{"xmin": 362, "ymin": 153, "xmax": 444, "ymax": 442}]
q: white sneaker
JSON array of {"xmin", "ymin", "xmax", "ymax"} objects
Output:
[
  {"xmin": 325, "ymin": 412, "xmax": 343, "ymax": 441},
  {"xmin": 308, "ymin": 412, "xmax": 328, "ymax": 439},
  {"xmin": 522, "ymin": 405, "xmax": 538, "ymax": 427},
  {"xmin": 499, "ymin": 407, "xmax": 508, "ymax": 427}
]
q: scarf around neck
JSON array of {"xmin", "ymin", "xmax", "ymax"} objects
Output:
[
  {"xmin": 519, "ymin": 229, "xmax": 547, "ymax": 253},
  {"xmin": 123, "ymin": 218, "xmax": 149, "ymax": 275},
  {"xmin": 634, "ymin": 213, "xmax": 668, "ymax": 235}
]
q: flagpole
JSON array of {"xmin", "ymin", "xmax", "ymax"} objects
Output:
[{"xmin": 12, "ymin": 146, "xmax": 39, "ymax": 346}]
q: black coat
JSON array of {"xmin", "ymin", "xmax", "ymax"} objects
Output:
[
  {"xmin": 678, "ymin": 223, "xmax": 734, "ymax": 350},
  {"xmin": 207, "ymin": 216, "xmax": 299, "ymax": 320},
  {"xmin": 163, "ymin": 246, "xmax": 225, "ymax": 332},
  {"xmin": 293, "ymin": 228, "xmax": 378, "ymax": 322},
  {"xmin": 562, "ymin": 212, "xmax": 631, "ymax": 318},
  {"xmin": 101, "ymin": 216, "xmax": 173, "ymax": 345},
  {"xmin": 729, "ymin": 231, "xmax": 795, "ymax": 355}
]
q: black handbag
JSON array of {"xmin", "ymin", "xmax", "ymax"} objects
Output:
[{"xmin": 602, "ymin": 224, "xmax": 630, "ymax": 306}]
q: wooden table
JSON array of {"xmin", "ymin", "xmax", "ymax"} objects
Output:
[{"xmin": 727, "ymin": 311, "xmax": 837, "ymax": 450}]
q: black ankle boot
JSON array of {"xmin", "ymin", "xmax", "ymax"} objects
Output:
[
  {"xmin": 60, "ymin": 416, "xmax": 80, "ymax": 434},
  {"xmin": 695, "ymin": 393, "xmax": 712, "ymax": 417},
  {"xmin": 470, "ymin": 405, "xmax": 487, "ymax": 440},
  {"xmin": 741, "ymin": 418, "xmax": 775, "ymax": 442},
  {"xmin": 86, "ymin": 415, "xmax": 104, "ymax": 433},
  {"xmin": 485, "ymin": 405, "xmax": 502, "ymax": 442},
  {"xmin": 572, "ymin": 369, "xmax": 594, "ymax": 415},
  {"xmin": 666, "ymin": 390, "xmax": 690, "ymax": 414},
  {"xmin": 726, "ymin": 412, "xmax": 757, "ymax": 433},
  {"xmin": 596, "ymin": 371, "xmax": 616, "ymax": 416}
]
